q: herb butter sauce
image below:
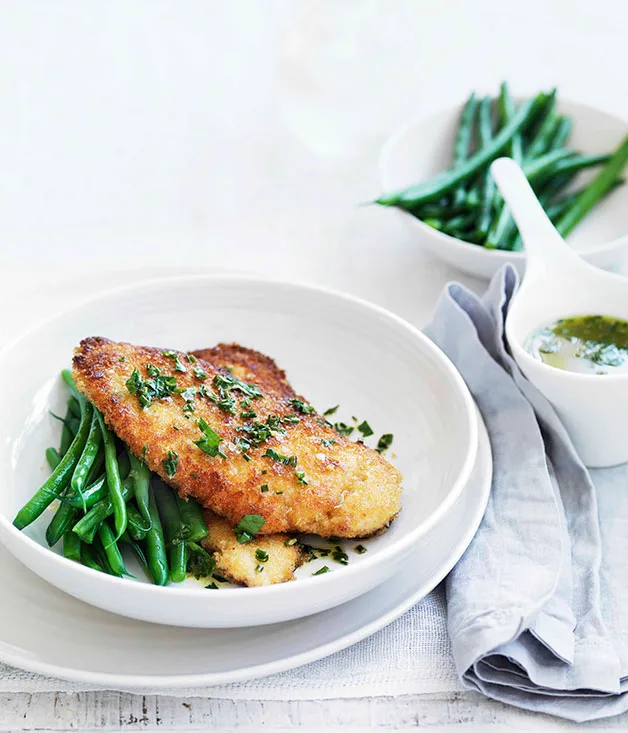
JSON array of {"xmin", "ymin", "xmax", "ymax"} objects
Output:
[{"xmin": 526, "ymin": 315, "xmax": 628, "ymax": 375}]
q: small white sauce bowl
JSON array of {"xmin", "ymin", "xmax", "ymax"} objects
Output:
[
  {"xmin": 0, "ymin": 275, "xmax": 477, "ymax": 627},
  {"xmin": 380, "ymin": 98, "xmax": 628, "ymax": 279}
]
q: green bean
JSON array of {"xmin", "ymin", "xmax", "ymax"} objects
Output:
[
  {"xmin": 81, "ymin": 542, "xmax": 103, "ymax": 572},
  {"xmin": 67, "ymin": 396, "xmax": 81, "ymax": 419},
  {"xmin": 72, "ymin": 477, "xmax": 133, "ymax": 543},
  {"xmin": 96, "ymin": 410, "xmax": 127, "ymax": 539},
  {"xmin": 550, "ymin": 116, "xmax": 573, "ymax": 149},
  {"xmin": 145, "ymin": 482, "xmax": 169, "ymax": 586},
  {"xmin": 556, "ymin": 135, "xmax": 628, "ymax": 237},
  {"xmin": 422, "ymin": 218, "xmax": 443, "ymax": 230},
  {"xmin": 128, "ymin": 451, "xmax": 152, "ymax": 530},
  {"xmin": 127, "ymin": 502, "xmax": 150, "ymax": 542},
  {"xmin": 58, "ymin": 403, "xmax": 78, "ymax": 456},
  {"xmin": 176, "ymin": 495, "xmax": 208, "ymax": 543},
  {"xmin": 377, "ymin": 92, "xmax": 547, "ymax": 208},
  {"xmin": 497, "ymin": 82, "xmax": 522, "ymax": 163},
  {"xmin": 13, "ymin": 399, "xmax": 93, "ymax": 530},
  {"xmin": 70, "ymin": 409, "xmax": 103, "ymax": 508},
  {"xmin": 65, "ymin": 474, "xmax": 106, "ymax": 509},
  {"xmin": 46, "ymin": 447, "xmax": 61, "ymax": 471},
  {"xmin": 452, "ymin": 92, "xmax": 479, "ymax": 206},
  {"xmin": 441, "ymin": 213, "xmax": 477, "ymax": 237},
  {"xmin": 523, "ymin": 89, "xmax": 557, "ymax": 158},
  {"xmin": 521, "ymin": 148, "xmax": 574, "ymax": 181},
  {"xmin": 453, "ymin": 92, "xmax": 478, "ymax": 165},
  {"xmin": 153, "ymin": 480, "xmax": 187, "ymax": 583},
  {"xmin": 97, "ymin": 522, "xmax": 127, "ymax": 577},
  {"xmin": 62, "ymin": 530, "xmax": 81, "ymax": 561},
  {"xmin": 46, "ymin": 497, "xmax": 80, "ymax": 547},
  {"xmin": 119, "ymin": 531, "xmax": 149, "ymax": 573},
  {"xmin": 476, "ymin": 96, "xmax": 495, "ymax": 239},
  {"xmin": 532, "ymin": 153, "xmax": 612, "ymax": 187}
]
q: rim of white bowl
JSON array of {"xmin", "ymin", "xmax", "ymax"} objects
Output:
[
  {"xmin": 378, "ymin": 96, "xmax": 628, "ymax": 260},
  {"xmin": 0, "ymin": 273, "xmax": 478, "ymax": 600}
]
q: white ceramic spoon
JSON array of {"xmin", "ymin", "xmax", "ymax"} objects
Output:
[{"xmin": 491, "ymin": 156, "xmax": 628, "ymax": 467}]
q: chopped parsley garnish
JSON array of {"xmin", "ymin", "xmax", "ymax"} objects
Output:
[
  {"xmin": 255, "ymin": 564, "xmax": 264, "ymax": 573},
  {"xmin": 323, "ymin": 405, "xmax": 339, "ymax": 416},
  {"xmin": 313, "ymin": 566, "xmax": 330, "ymax": 575},
  {"xmin": 146, "ymin": 363, "xmax": 161, "ymax": 377},
  {"xmin": 173, "ymin": 425, "xmax": 179, "ymax": 431},
  {"xmin": 282, "ymin": 414, "xmax": 300, "ymax": 425},
  {"xmin": 261, "ymin": 484, "xmax": 269, "ymax": 492},
  {"xmin": 163, "ymin": 350, "xmax": 187, "ymax": 373},
  {"xmin": 275, "ymin": 490, "xmax": 283, "ymax": 495},
  {"xmin": 193, "ymin": 366, "xmax": 207, "ymax": 381},
  {"xmin": 289, "ymin": 398, "xmax": 315, "ymax": 415},
  {"xmin": 205, "ymin": 582, "xmax": 219, "ymax": 589},
  {"xmin": 376, "ymin": 433, "xmax": 394, "ymax": 453},
  {"xmin": 255, "ymin": 548, "xmax": 269, "ymax": 563},
  {"xmin": 334, "ymin": 422, "xmax": 354, "ymax": 437},
  {"xmin": 355, "ymin": 544, "xmax": 367, "ymax": 554},
  {"xmin": 317, "ymin": 418, "xmax": 332, "ymax": 427},
  {"xmin": 357, "ymin": 420, "xmax": 374, "ymax": 437},
  {"xmin": 186, "ymin": 542, "xmax": 216, "ymax": 579},
  {"xmin": 321, "ymin": 438, "xmax": 336, "ymax": 447},
  {"xmin": 194, "ymin": 418, "xmax": 225, "ymax": 458},
  {"xmin": 240, "ymin": 410, "xmax": 257, "ymax": 419},
  {"xmin": 126, "ymin": 368, "xmax": 177, "ymax": 408},
  {"xmin": 295, "ymin": 469, "xmax": 308, "ymax": 485},
  {"xmin": 332, "ymin": 546, "xmax": 349, "ymax": 565},
  {"xmin": 284, "ymin": 538, "xmax": 297, "ymax": 546},
  {"xmin": 179, "ymin": 387, "xmax": 196, "ymax": 402},
  {"xmin": 119, "ymin": 356, "xmax": 126, "ymax": 362},
  {"xmin": 261, "ymin": 469, "xmax": 268, "ymax": 475},
  {"xmin": 234, "ymin": 514, "xmax": 265, "ymax": 543},
  {"xmin": 185, "ymin": 353, "xmax": 198, "ymax": 364},
  {"xmin": 162, "ymin": 450, "xmax": 179, "ymax": 477},
  {"xmin": 214, "ymin": 372, "xmax": 263, "ymax": 400},
  {"xmin": 264, "ymin": 448, "xmax": 297, "ymax": 466}
]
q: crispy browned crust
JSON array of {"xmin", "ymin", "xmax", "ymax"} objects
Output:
[
  {"xmin": 201, "ymin": 510, "xmax": 302, "ymax": 587},
  {"xmin": 192, "ymin": 344, "xmax": 296, "ymax": 399},
  {"xmin": 72, "ymin": 337, "xmax": 402, "ymax": 537}
]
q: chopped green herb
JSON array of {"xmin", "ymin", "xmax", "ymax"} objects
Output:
[
  {"xmin": 173, "ymin": 425, "xmax": 179, "ymax": 431},
  {"xmin": 186, "ymin": 542, "xmax": 216, "ymax": 579},
  {"xmin": 119, "ymin": 356, "xmax": 126, "ymax": 362},
  {"xmin": 240, "ymin": 398, "xmax": 251, "ymax": 408},
  {"xmin": 295, "ymin": 469, "xmax": 308, "ymax": 485},
  {"xmin": 376, "ymin": 433, "xmax": 394, "ymax": 453},
  {"xmin": 275, "ymin": 491, "xmax": 283, "ymax": 495},
  {"xmin": 324, "ymin": 405, "xmax": 339, "ymax": 416},
  {"xmin": 317, "ymin": 418, "xmax": 332, "ymax": 427},
  {"xmin": 255, "ymin": 564, "xmax": 264, "ymax": 573},
  {"xmin": 186, "ymin": 353, "xmax": 198, "ymax": 364},
  {"xmin": 264, "ymin": 448, "xmax": 297, "ymax": 466},
  {"xmin": 194, "ymin": 417, "xmax": 225, "ymax": 458},
  {"xmin": 289, "ymin": 398, "xmax": 315, "ymax": 415},
  {"xmin": 146, "ymin": 363, "xmax": 161, "ymax": 377},
  {"xmin": 234, "ymin": 514, "xmax": 265, "ymax": 543},
  {"xmin": 261, "ymin": 469, "xmax": 268, "ymax": 475},
  {"xmin": 354, "ymin": 544, "xmax": 367, "ymax": 554},
  {"xmin": 142, "ymin": 445, "xmax": 147, "ymax": 459},
  {"xmin": 255, "ymin": 548, "xmax": 269, "ymax": 563},
  {"xmin": 284, "ymin": 538, "xmax": 297, "ymax": 546},
  {"xmin": 190, "ymin": 472, "xmax": 200, "ymax": 479},
  {"xmin": 214, "ymin": 372, "xmax": 263, "ymax": 400},
  {"xmin": 240, "ymin": 410, "xmax": 257, "ymax": 419},
  {"xmin": 126, "ymin": 368, "xmax": 177, "ymax": 408},
  {"xmin": 163, "ymin": 350, "xmax": 187, "ymax": 373},
  {"xmin": 321, "ymin": 438, "xmax": 336, "ymax": 448},
  {"xmin": 282, "ymin": 414, "xmax": 301, "ymax": 425},
  {"xmin": 357, "ymin": 420, "xmax": 374, "ymax": 437},
  {"xmin": 179, "ymin": 387, "xmax": 197, "ymax": 402},
  {"xmin": 334, "ymin": 422, "xmax": 354, "ymax": 437},
  {"xmin": 193, "ymin": 366, "xmax": 207, "ymax": 381},
  {"xmin": 332, "ymin": 546, "xmax": 349, "ymax": 565},
  {"xmin": 205, "ymin": 582, "xmax": 219, "ymax": 589},
  {"xmin": 162, "ymin": 450, "xmax": 179, "ymax": 478},
  {"xmin": 242, "ymin": 453, "xmax": 251, "ymax": 462},
  {"xmin": 313, "ymin": 565, "xmax": 330, "ymax": 576},
  {"xmin": 261, "ymin": 484, "xmax": 269, "ymax": 493}
]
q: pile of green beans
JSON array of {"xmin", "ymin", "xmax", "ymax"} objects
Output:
[
  {"xmin": 13, "ymin": 370, "xmax": 212, "ymax": 585},
  {"xmin": 377, "ymin": 82, "xmax": 628, "ymax": 251}
]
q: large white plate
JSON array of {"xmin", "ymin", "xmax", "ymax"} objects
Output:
[{"xmin": 0, "ymin": 415, "xmax": 491, "ymax": 691}]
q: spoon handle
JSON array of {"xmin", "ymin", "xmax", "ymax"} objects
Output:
[{"xmin": 490, "ymin": 157, "xmax": 583, "ymax": 274}]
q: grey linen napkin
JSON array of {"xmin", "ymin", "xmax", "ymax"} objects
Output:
[{"xmin": 424, "ymin": 264, "xmax": 628, "ymax": 722}]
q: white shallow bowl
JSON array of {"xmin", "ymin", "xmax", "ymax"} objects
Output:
[
  {"xmin": 0, "ymin": 275, "xmax": 477, "ymax": 628},
  {"xmin": 380, "ymin": 98, "xmax": 628, "ymax": 279}
]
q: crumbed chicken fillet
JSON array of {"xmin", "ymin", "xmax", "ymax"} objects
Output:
[{"xmin": 72, "ymin": 337, "xmax": 402, "ymax": 537}]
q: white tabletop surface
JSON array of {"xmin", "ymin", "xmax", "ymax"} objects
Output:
[{"xmin": 2, "ymin": 1, "xmax": 628, "ymax": 730}]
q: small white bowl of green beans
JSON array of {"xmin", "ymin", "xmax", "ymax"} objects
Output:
[{"xmin": 378, "ymin": 85, "xmax": 628, "ymax": 280}]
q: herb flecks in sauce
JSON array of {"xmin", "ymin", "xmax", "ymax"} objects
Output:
[{"xmin": 527, "ymin": 315, "xmax": 628, "ymax": 374}]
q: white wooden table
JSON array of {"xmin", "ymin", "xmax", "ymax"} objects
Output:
[{"xmin": 3, "ymin": 1, "xmax": 628, "ymax": 729}]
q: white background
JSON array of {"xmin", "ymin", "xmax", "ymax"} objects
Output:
[{"xmin": 2, "ymin": 1, "xmax": 628, "ymax": 730}]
